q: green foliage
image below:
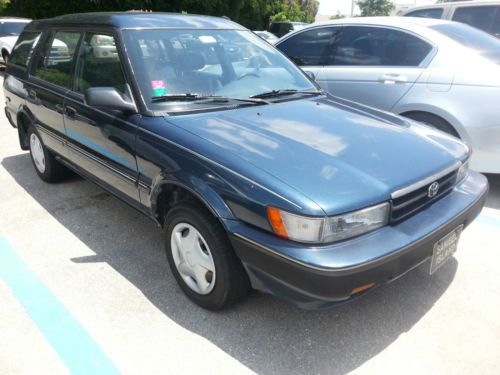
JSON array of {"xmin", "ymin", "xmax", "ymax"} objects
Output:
[
  {"xmin": 356, "ymin": 0, "xmax": 394, "ymax": 17},
  {"xmin": 3, "ymin": 0, "xmax": 319, "ymax": 30}
]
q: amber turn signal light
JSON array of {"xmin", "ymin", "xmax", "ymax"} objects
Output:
[{"xmin": 267, "ymin": 207, "xmax": 288, "ymax": 238}]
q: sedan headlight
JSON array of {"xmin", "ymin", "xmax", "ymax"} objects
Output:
[
  {"xmin": 267, "ymin": 202, "xmax": 390, "ymax": 244},
  {"xmin": 456, "ymin": 160, "xmax": 469, "ymax": 183}
]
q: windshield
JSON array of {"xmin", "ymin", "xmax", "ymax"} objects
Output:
[
  {"xmin": 122, "ymin": 29, "xmax": 317, "ymax": 112},
  {"xmin": 430, "ymin": 23, "xmax": 500, "ymax": 63},
  {"xmin": 0, "ymin": 22, "xmax": 28, "ymax": 37}
]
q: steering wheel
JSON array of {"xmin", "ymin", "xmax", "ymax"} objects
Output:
[{"xmin": 238, "ymin": 72, "xmax": 260, "ymax": 80}]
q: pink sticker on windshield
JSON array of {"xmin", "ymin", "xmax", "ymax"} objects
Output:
[{"xmin": 152, "ymin": 80, "xmax": 166, "ymax": 96}]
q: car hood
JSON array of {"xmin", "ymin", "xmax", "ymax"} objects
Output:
[
  {"xmin": 166, "ymin": 96, "xmax": 468, "ymax": 215},
  {"xmin": 0, "ymin": 36, "xmax": 18, "ymax": 48}
]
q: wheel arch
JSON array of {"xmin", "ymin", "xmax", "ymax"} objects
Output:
[
  {"xmin": 16, "ymin": 107, "xmax": 36, "ymax": 150},
  {"xmin": 395, "ymin": 103, "xmax": 470, "ymax": 142},
  {"xmin": 150, "ymin": 176, "xmax": 236, "ymax": 229}
]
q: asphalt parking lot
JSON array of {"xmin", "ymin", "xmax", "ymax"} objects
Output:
[{"xmin": 0, "ymin": 71, "xmax": 499, "ymax": 375}]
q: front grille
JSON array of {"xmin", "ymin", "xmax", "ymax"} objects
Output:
[{"xmin": 390, "ymin": 168, "xmax": 459, "ymax": 223}]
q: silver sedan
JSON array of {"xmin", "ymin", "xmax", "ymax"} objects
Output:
[{"xmin": 276, "ymin": 17, "xmax": 500, "ymax": 174}]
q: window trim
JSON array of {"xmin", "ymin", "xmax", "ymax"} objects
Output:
[{"xmin": 278, "ymin": 23, "xmax": 437, "ymax": 69}]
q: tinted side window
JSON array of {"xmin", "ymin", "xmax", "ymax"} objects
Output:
[
  {"xmin": 333, "ymin": 27, "xmax": 432, "ymax": 66},
  {"xmin": 452, "ymin": 6, "xmax": 497, "ymax": 32},
  {"xmin": 278, "ymin": 27, "xmax": 339, "ymax": 66},
  {"xmin": 34, "ymin": 31, "xmax": 81, "ymax": 88},
  {"xmin": 405, "ymin": 8, "xmax": 444, "ymax": 19},
  {"xmin": 10, "ymin": 31, "xmax": 41, "ymax": 67},
  {"xmin": 74, "ymin": 32, "xmax": 126, "ymax": 94}
]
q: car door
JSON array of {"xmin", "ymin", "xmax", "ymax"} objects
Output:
[
  {"xmin": 25, "ymin": 30, "xmax": 81, "ymax": 157},
  {"xmin": 63, "ymin": 30, "xmax": 141, "ymax": 205},
  {"xmin": 316, "ymin": 26, "xmax": 434, "ymax": 111},
  {"xmin": 277, "ymin": 26, "xmax": 341, "ymax": 81}
]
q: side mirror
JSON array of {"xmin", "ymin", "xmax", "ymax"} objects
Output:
[
  {"xmin": 85, "ymin": 87, "xmax": 137, "ymax": 113},
  {"xmin": 304, "ymin": 71, "xmax": 316, "ymax": 81}
]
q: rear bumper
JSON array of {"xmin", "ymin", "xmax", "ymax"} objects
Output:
[{"xmin": 227, "ymin": 171, "xmax": 489, "ymax": 309}]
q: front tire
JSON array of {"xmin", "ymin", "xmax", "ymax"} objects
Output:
[
  {"xmin": 165, "ymin": 202, "xmax": 250, "ymax": 310},
  {"xmin": 27, "ymin": 126, "xmax": 69, "ymax": 182}
]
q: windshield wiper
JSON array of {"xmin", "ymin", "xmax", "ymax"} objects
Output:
[
  {"xmin": 151, "ymin": 93, "xmax": 269, "ymax": 105},
  {"xmin": 250, "ymin": 89, "xmax": 323, "ymax": 99}
]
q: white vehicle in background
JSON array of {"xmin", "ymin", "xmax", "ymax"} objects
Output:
[
  {"xmin": 403, "ymin": 1, "xmax": 500, "ymax": 39},
  {"xmin": 0, "ymin": 18, "xmax": 31, "ymax": 64},
  {"xmin": 90, "ymin": 34, "xmax": 117, "ymax": 58},
  {"xmin": 253, "ymin": 31, "xmax": 279, "ymax": 44}
]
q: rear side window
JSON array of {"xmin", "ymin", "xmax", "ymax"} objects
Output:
[
  {"xmin": 278, "ymin": 27, "xmax": 340, "ymax": 66},
  {"xmin": 0, "ymin": 21, "xmax": 27, "ymax": 37},
  {"xmin": 10, "ymin": 31, "xmax": 41, "ymax": 67},
  {"xmin": 452, "ymin": 6, "xmax": 498, "ymax": 33},
  {"xmin": 34, "ymin": 31, "xmax": 82, "ymax": 88},
  {"xmin": 333, "ymin": 26, "xmax": 432, "ymax": 67},
  {"xmin": 492, "ymin": 7, "xmax": 500, "ymax": 38},
  {"xmin": 74, "ymin": 32, "xmax": 127, "ymax": 94},
  {"xmin": 430, "ymin": 23, "xmax": 500, "ymax": 63},
  {"xmin": 405, "ymin": 8, "xmax": 444, "ymax": 19}
]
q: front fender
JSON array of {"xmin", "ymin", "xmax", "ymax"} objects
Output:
[{"xmin": 149, "ymin": 169, "xmax": 237, "ymax": 221}]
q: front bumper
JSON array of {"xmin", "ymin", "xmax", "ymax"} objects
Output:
[{"xmin": 226, "ymin": 171, "xmax": 489, "ymax": 309}]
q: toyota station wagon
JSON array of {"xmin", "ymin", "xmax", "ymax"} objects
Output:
[{"xmin": 3, "ymin": 12, "xmax": 488, "ymax": 310}]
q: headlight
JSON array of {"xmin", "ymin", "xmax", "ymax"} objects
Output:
[
  {"xmin": 267, "ymin": 202, "xmax": 390, "ymax": 244},
  {"xmin": 456, "ymin": 160, "xmax": 469, "ymax": 183}
]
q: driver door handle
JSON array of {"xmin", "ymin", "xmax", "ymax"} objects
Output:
[
  {"xmin": 27, "ymin": 89, "xmax": 37, "ymax": 102},
  {"xmin": 55, "ymin": 104, "xmax": 65, "ymax": 114},
  {"xmin": 378, "ymin": 74, "xmax": 408, "ymax": 84},
  {"xmin": 65, "ymin": 106, "xmax": 77, "ymax": 118}
]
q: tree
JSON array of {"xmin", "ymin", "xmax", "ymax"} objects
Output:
[
  {"xmin": 3, "ymin": 0, "xmax": 319, "ymax": 30},
  {"xmin": 356, "ymin": 0, "xmax": 394, "ymax": 17}
]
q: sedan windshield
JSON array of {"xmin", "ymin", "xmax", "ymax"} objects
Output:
[
  {"xmin": 430, "ymin": 23, "xmax": 500, "ymax": 64},
  {"xmin": 122, "ymin": 29, "xmax": 318, "ymax": 112},
  {"xmin": 0, "ymin": 22, "xmax": 28, "ymax": 37}
]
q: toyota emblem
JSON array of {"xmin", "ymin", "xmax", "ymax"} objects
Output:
[{"xmin": 428, "ymin": 181, "xmax": 440, "ymax": 198}]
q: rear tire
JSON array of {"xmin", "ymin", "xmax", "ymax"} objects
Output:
[
  {"xmin": 2, "ymin": 51, "xmax": 9, "ymax": 65},
  {"xmin": 27, "ymin": 126, "xmax": 70, "ymax": 182},
  {"xmin": 403, "ymin": 112, "xmax": 460, "ymax": 138},
  {"xmin": 165, "ymin": 202, "xmax": 250, "ymax": 310}
]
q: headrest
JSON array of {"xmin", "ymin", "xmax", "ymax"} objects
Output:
[{"xmin": 176, "ymin": 51, "xmax": 205, "ymax": 71}]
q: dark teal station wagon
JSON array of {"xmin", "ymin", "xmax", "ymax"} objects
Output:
[{"xmin": 3, "ymin": 12, "xmax": 488, "ymax": 310}]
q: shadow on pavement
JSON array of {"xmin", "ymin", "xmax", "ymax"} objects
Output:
[{"xmin": 2, "ymin": 152, "xmax": 462, "ymax": 375}]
